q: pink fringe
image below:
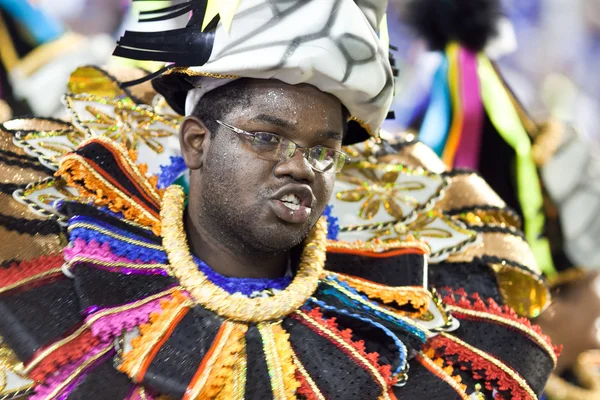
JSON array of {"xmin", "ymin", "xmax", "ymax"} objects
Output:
[
  {"xmin": 86, "ymin": 297, "xmax": 165, "ymax": 342},
  {"xmin": 64, "ymin": 239, "xmax": 157, "ymax": 265}
]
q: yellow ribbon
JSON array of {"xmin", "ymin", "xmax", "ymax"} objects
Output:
[
  {"xmin": 477, "ymin": 55, "xmax": 555, "ymax": 276},
  {"xmin": 203, "ymin": 0, "xmax": 241, "ymax": 32},
  {"xmin": 441, "ymin": 43, "xmax": 463, "ymax": 166}
]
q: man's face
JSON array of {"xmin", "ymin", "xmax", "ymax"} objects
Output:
[{"xmin": 182, "ymin": 79, "xmax": 345, "ymax": 254}]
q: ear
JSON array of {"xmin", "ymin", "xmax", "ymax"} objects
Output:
[{"xmin": 180, "ymin": 116, "xmax": 210, "ymax": 170}]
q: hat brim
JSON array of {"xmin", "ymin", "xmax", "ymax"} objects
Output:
[{"xmin": 152, "ymin": 72, "xmax": 370, "ymax": 145}]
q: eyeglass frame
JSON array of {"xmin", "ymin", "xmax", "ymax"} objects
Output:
[{"xmin": 214, "ymin": 119, "xmax": 348, "ymax": 173}]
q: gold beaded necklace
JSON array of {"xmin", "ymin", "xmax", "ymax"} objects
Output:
[{"xmin": 160, "ymin": 185, "xmax": 327, "ymax": 323}]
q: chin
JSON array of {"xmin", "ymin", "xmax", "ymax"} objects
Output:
[{"xmin": 254, "ymin": 221, "xmax": 312, "ymax": 253}]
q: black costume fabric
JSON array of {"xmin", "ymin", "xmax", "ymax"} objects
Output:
[{"xmin": 0, "ymin": 131, "xmax": 559, "ymax": 399}]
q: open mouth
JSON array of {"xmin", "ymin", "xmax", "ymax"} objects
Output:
[
  {"xmin": 269, "ymin": 187, "xmax": 314, "ymax": 224},
  {"xmin": 280, "ymin": 193, "xmax": 302, "ymax": 211}
]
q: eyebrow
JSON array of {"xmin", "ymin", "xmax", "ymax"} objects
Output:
[
  {"xmin": 251, "ymin": 114, "xmax": 343, "ymax": 141},
  {"xmin": 251, "ymin": 114, "xmax": 294, "ymax": 129}
]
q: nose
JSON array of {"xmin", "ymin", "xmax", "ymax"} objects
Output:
[{"xmin": 273, "ymin": 149, "xmax": 315, "ymax": 183}]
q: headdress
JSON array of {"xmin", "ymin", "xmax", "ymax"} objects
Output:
[{"xmin": 114, "ymin": 0, "xmax": 394, "ymax": 144}]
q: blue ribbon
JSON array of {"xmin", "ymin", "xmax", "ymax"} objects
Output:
[
  {"xmin": 0, "ymin": 0, "xmax": 63, "ymax": 44},
  {"xmin": 418, "ymin": 57, "xmax": 451, "ymax": 156}
]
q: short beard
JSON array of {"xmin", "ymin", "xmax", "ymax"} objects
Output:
[{"xmin": 196, "ymin": 153, "xmax": 314, "ymax": 258}]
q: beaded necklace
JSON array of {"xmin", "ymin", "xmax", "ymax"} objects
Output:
[{"xmin": 160, "ymin": 185, "xmax": 327, "ymax": 322}]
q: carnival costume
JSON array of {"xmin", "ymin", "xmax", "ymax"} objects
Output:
[
  {"xmin": 0, "ymin": 1, "xmax": 557, "ymax": 399},
  {"xmin": 402, "ymin": 1, "xmax": 600, "ymax": 398}
]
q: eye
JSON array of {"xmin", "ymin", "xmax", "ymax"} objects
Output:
[
  {"xmin": 309, "ymin": 146, "xmax": 337, "ymax": 171},
  {"xmin": 253, "ymin": 132, "xmax": 281, "ymax": 145}
]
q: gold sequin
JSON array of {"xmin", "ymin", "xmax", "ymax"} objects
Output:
[
  {"xmin": 446, "ymin": 232, "xmax": 539, "ymax": 273},
  {"xmin": 493, "ymin": 266, "xmax": 549, "ymax": 319},
  {"xmin": 380, "ymin": 142, "xmax": 447, "ymax": 174},
  {"xmin": 0, "ymin": 127, "xmax": 26, "ymax": 155},
  {"xmin": 69, "ymin": 65, "xmax": 157, "ymax": 106},
  {"xmin": 0, "ymin": 161, "xmax": 50, "ymax": 185},
  {"xmin": 2, "ymin": 118, "xmax": 71, "ymax": 132},
  {"xmin": 437, "ymin": 173, "xmax": 506, "ymax": 210},
  {"xmin": 455, "ymin": 208, "xmax": 521, "ymax": 231},
  {"xmin": 0, "ymin": 192, "xmax": 46, "ymax": 221},
  {"xmin": 63, "ymin": 94, "xmax": 180, "ymax": 156},
  {"xmin": 164, "ymin": 67, "xmax": 239, "ymax": 80},
  {"xmin": 0, "ymin": 227, "xmax": 63, "ymax": 263},
  {"xmin": 445, "ymin": 232, "xmax": 549, "ymax": 317}
]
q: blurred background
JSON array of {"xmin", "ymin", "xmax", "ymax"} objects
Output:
[
  {"xmin": 387, "ymin": 0, "xmax": 600, "ymax": 150},
  {"xmin": 1, "ymin": 0, "xmax": 598, "ymax": 147}
]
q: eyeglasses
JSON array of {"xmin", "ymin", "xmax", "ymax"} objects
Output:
[{"xmin": 215, "ymin": 120, "xmax": 347, "ymax": 173}]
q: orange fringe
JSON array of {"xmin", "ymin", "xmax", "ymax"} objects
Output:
[
  {"xmin": 422, "ymin": 348, "xmax": 467, "ymax": 393},
  {"xmin": 119, "ymin": 291, "xmax": 191, "ymax": 382},
  {"xmin": 185, "ymin": 321, "xmax": 248, "ymax": 400},
  {"xmin": 332, "ymin": 272, "xmax": 430, "ymax": 317},
  {"xmin": 270, "ymin": 322, "xmax": 301, "ymax": 399},
  {"xmin": 58, "ymin": 154, "xmax": 162, "ymax": 235}
]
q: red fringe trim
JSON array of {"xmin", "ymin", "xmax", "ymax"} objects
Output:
[
  {"xmin": 27, "ymin": 327, "xmax": 100, "ymax": 382},
  {"xmin": 441, "ymin": 288, "xmax": 561, "ymax": 359},
  {"xmin": 294, "ymin": 308, "xmax": 396, "ymax": 390},
  {"xmin": 295, "ymin": 369, "xmax": 322, "ymax": 400},
  {"xmin": 0, "ymin": 254, "xmax": 64, "ymax": 288},
  {"xmin": 427, "ymin": 335, "xmax": 532, "ymax": 400}
]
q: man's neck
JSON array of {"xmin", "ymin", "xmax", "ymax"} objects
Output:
[{"xmin": 184, "ymin": 210, "xmax": 288, "ymax": 279}]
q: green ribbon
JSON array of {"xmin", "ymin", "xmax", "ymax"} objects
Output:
[{"xmin": 477, "ymin": 55, "xmax": 556, "ymax": 277}]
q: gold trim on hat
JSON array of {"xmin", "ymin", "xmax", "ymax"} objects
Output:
[{"xmin": 163, "ymin": 67, "xmax": 239, "ymax": 80}]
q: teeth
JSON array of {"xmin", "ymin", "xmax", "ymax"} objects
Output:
[
  {"xmin": 281, "ymin": 194, "xmax": 300, "ymax": 204},
  {"xmin": 283, "ymin": 202, "xmax": 300, "ymax": 211},
  {"xmin": 280, "ymin": 194, "xmax": 304, "ymax": 211}
]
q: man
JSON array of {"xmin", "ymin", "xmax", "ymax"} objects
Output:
[
  {"xmin": 180, "ymin": 79, "xmax": 346, "ymax": 279},
  {"xmin": 0, "ymin": 1, "xmax": 556, "ymax": 399}
]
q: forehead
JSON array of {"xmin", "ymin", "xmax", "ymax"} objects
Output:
[{"xmin": 232, "ymin": 79, "xmax": 345, "ymax": 134}]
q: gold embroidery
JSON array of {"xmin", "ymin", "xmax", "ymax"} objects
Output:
[
  {"xmin": 184, "ymin": 321, "xmax": 247, "ymax": 400},
  {"xmin": 64, "ymin": 94, "xmax": 179, "ymax": 155},
  {"xmin": 163, "ymin": 67, "xmax": 239, "ymax": 79},
  {"xmin": 326, "ymin": 238, "xmax": 430, "ymax": 254},
  {"xmin": 258, "ymin": 322, "xmax": 299, "ymax": 400}
]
